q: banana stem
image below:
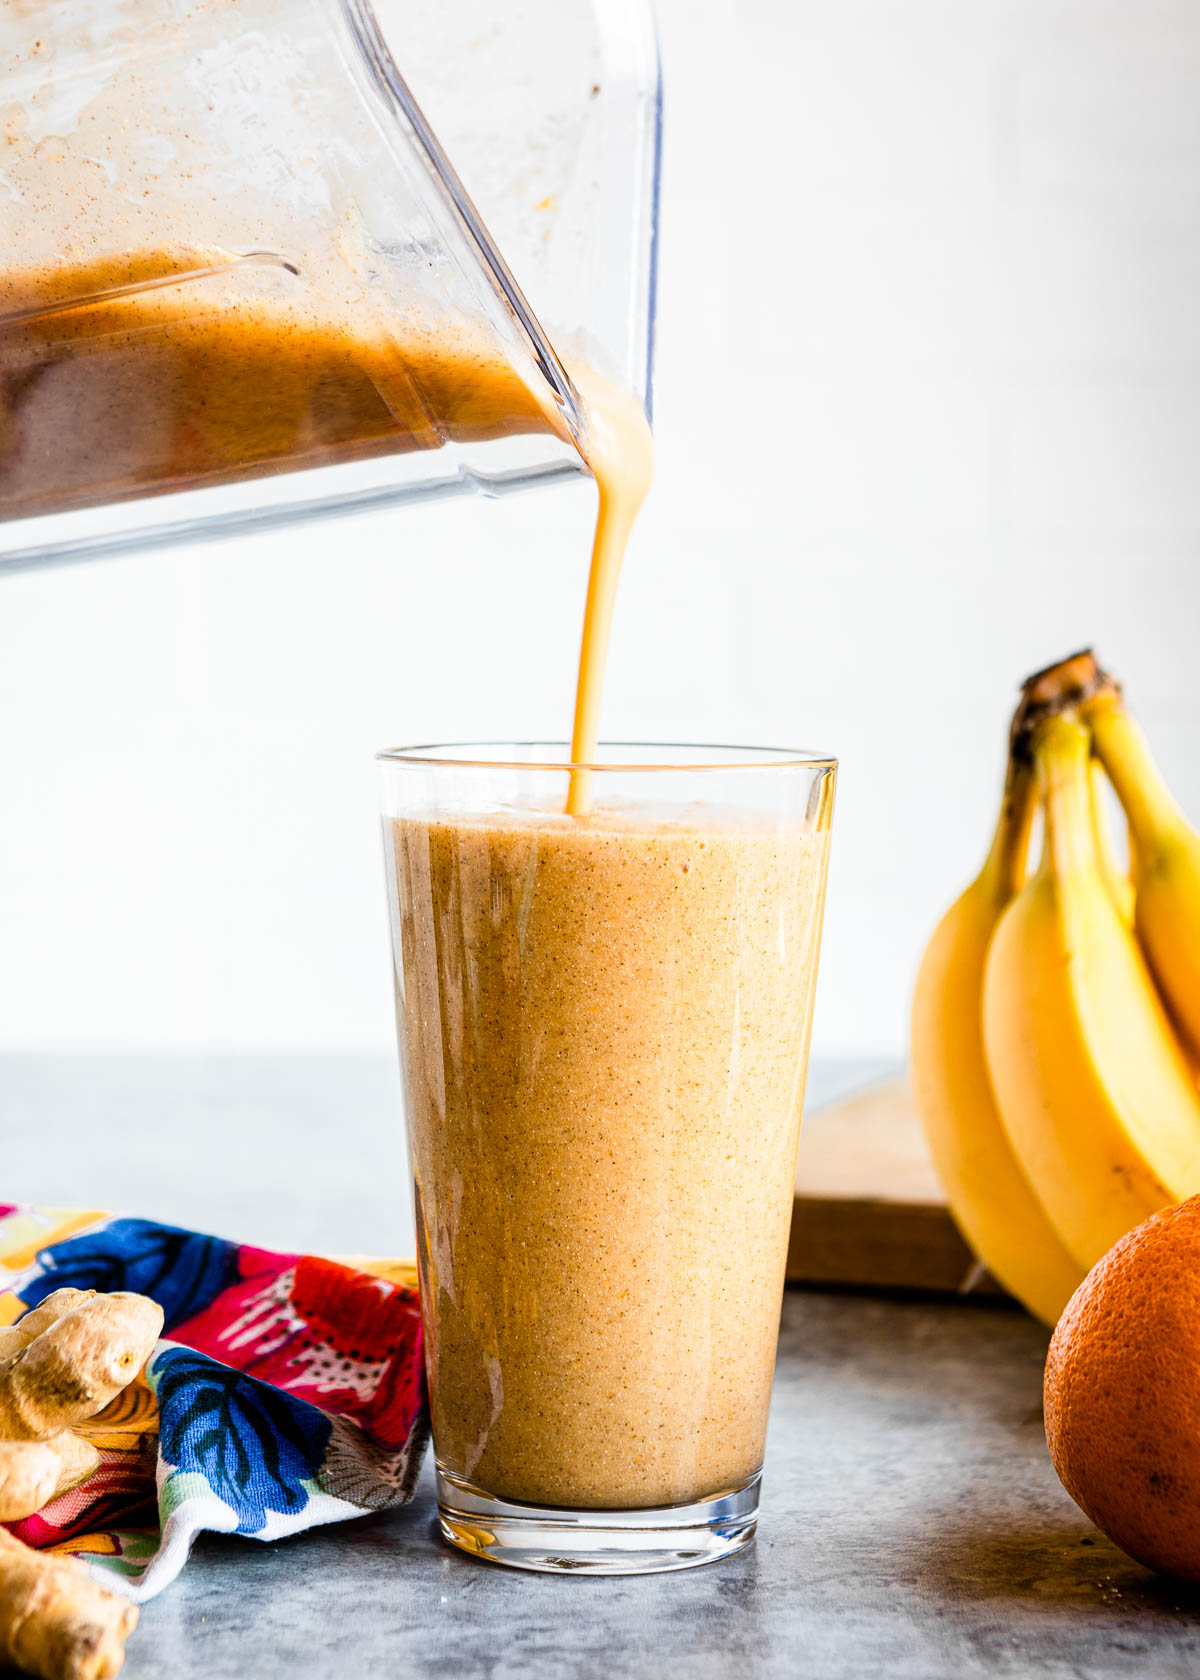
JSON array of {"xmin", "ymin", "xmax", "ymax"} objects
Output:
[
  {"xmin": 981, "ymin": 753, "xmax": 1037, "ymax": 902},
  {"xmin": 1035, "ymin": 714, "xmax": 1096, "ymax": 879},
  {"xmin": 1088, "ymin": 693, "xmax": 1191, "ymax": 855}
]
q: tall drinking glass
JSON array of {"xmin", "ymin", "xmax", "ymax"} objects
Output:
[{"xmin": 379, "ymin": 743, "xmax": 837, "ymax": 1573}]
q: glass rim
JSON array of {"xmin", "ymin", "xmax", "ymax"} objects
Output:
[{"xmin": 375, "ymin": 740, "xmax": 838, "ymax": 773}]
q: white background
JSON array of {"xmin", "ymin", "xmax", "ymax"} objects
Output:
[{"xmin": 2, "ymin": 0, "xmax": 1199, "ymax": 1063}]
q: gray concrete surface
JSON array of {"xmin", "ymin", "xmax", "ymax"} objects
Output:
[
  {"xmin": 121, "ymin": 1292, "xmax": 1200, "ymax": 1680},
  {"xmin": 3, "ymin": 1056, "xmax": 1198, "ymax": 1678}
]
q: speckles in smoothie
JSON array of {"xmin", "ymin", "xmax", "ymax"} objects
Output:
[{"xmin": 389, "ymin": 804, "xmax": 831, "ymax": 1510}]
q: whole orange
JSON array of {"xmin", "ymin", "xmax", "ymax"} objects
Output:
[{"xmin": 1045, "ymin": 1196, "xmax": 1200, "ymax": 1579}]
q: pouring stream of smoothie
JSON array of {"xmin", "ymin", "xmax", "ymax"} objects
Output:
[
  {"xmin": 0, "ymin": 248, "xmax": 653, "ymax": 818},
  {"xmin": 564, "ymin": 367, "xmax": 655, "ymax": 815}
]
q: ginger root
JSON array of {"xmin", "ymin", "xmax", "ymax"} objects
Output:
[
  {"xmin": 0, "ymin": 1295, "xmax": 98, "ymax": 1363},
  {"xmin": 0, "ymin": 1529, "xmax": 137, "ymax": 1680},
  {"xmin": 10, "ymin": 1295, "xmax": 99, "ymax": 1348},
  {"xmin": 0, "ymin": 1295, "xmax": 163, "ymax": 1441},
  {"xmin": 37, "ymin": 1435, "xmax": 102, "ymax": 1508},
  {"xmin": 0, "ymin": 1290, "xmax": 162, "ymax": 1678},
  {"xmin": 0, "ymin": 1437, "xmax": 100, "ymax": 1524}
]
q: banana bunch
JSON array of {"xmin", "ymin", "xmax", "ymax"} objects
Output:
[{"xmin": 912, "ymin": 652, "xmax": 1200, "ymax": 1326}]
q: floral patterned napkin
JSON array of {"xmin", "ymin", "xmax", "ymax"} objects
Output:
[{"xmin": 0, "ymin": 1206, "xmax": 426, "ymax": 1600}]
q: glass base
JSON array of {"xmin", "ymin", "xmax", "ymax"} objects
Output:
[{"xmin": 435, "ymin": 1468, "xmax": 760, "ymax": 1575}]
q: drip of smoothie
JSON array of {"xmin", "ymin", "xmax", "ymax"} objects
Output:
[{"xmin": 564, "ymin": 367, "xmax": 655, "ymax": 815}]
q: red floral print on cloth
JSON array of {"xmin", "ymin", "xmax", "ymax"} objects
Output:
[
  {"xmin": 171, "ymin": 1254, "xmax": 424, "ymax": 1451},
  {"xmin": 0, "ymin": 1210, "xmax": 429, "ymax": 1600}
]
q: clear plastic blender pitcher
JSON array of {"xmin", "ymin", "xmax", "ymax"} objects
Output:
[{"xmin": 0, "ymin": 0, "xmax": 659, "ymax": 572}]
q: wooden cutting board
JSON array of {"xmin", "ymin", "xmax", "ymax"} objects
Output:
[{"xmin": 787, "ymin": 1073, "xmax": 1004, "ymax": 1299}]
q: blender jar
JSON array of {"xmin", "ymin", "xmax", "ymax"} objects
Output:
[{"xmin": 0, "ymin": 0, "xmax": 659, "ymax": 573}]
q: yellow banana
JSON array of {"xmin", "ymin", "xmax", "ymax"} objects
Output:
[
  {"xmin": 911, "ymin": 751, "xmax": 1084, "ymax": 1325},
  {"xmin": 1089, "ymin": 692, "xmax": 1200, "ymax": 1062},
  {"xmin": 1088, "ymin": 758, "xmax": 1134, "ymax": 924},
  {"xmin": 983, "ymin": 713, "xmax": 1200, "ymax": 1271}
]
